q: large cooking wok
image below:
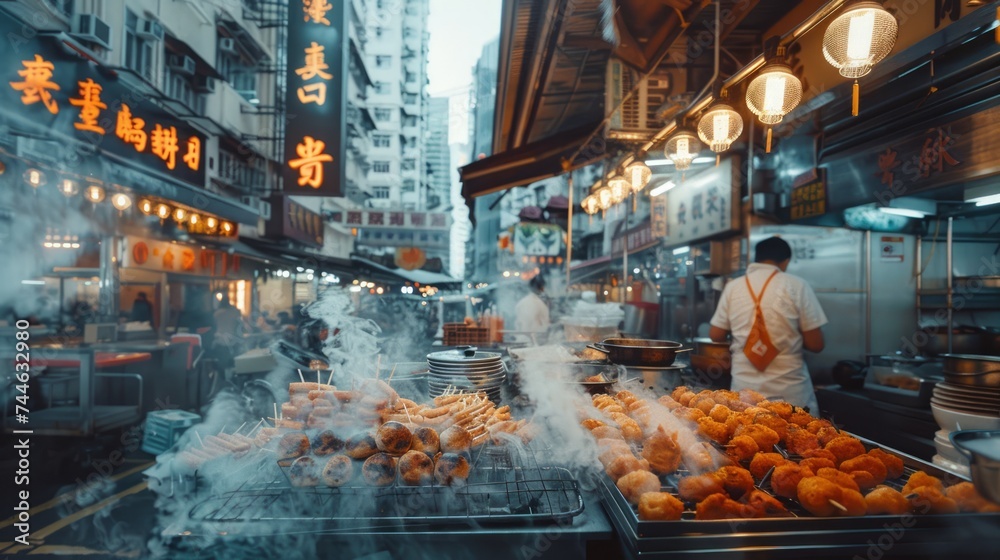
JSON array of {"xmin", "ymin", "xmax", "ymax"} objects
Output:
[{"xmin": 588, "ymin": 337, "xmax": 691, "ymax": 367}]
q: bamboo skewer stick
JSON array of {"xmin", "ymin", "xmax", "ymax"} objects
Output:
[
  {"xmin": 388, "ymin": 363, "xmax": 397, "ymax": 382},
  {"xmin": 375, "ymin": 355, "xmax": 381, "ymax": 380},
  {"xmin": 402, "ymin": 402, "xmax": 412, "ymax": 423},
  {"xmin": 317, "ymin": 370, "xmax": 320, "ymax": 385},
  {"xmin": 297, "ymin": 369, "xmax": 305, "ymax": 383},
  {"xmin": 327, "ymin": 370, "xmax": 334, "ymax": 386},
  {"xmin": 235, "ymin": 421, "xmax": 247, "ymax": 435},
  {"xmin": 829, "ymin": 499, "xmax": 848, "ymax": 513},
  {"xmin": 248, "ymin": 419, "xmax": 264, "ymax": 435},
  {"xmin": 194, "ymin": 431, "xmax": 204, "ymax": 447},
  {"xmin": 218, "ymin": 424, "xmax": 227, "ymax": 435},
  {"xmin": 273, "ymin": 403, "xmax": 279, "ymax": 422}
]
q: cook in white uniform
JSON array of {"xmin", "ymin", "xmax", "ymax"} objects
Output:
[
  {"xmin": 709, "ymin": 237, "xmax": 828, "ymax": 414},
  {"xmin": 515, "ymin": 274, "xmax": 550, "ymax": 341}
]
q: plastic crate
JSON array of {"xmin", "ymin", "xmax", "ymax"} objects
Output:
[
  {"xmin": 443, "ymin": 323, "xmax": 489, "ymax": 346},
  {"xmin": 142, "ymin": 410, "xmax": 201, "ymax": 455}
]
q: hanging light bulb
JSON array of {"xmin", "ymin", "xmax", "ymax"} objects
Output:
[
  {"xmin": 111, "ymin": 193, "xmax": 132, "ymax": 211},
  {"xmin": 206, "ymin": 216, "xmax": 219, "ymax": 232},
  {"xmin": 697, "ymin": 103, "xmax": 744, "ymax": 160},
  {"xmin": 84, "ymin": 185, "xmax": 105, "ymax": 203},
  {"xmin": 624, "ymin": 161, "xmax": 651, "ymax": 194},
  {"xmin": 823, "ymin": 2, "xmax": 897, "ymax": 116},
  {"xmin": 581, "ymin": 194, "xmax": 598, "ymax": 225},
  {"xmin": 59, "ymin": 179, "xmax": 79, "ymax": 196},
  {"xmin": 155, "ymin": 203, "xmax": 171, "ymax": 220},
  {"xmin": 664, "ymin": 130, "xmax": 702, "ymax": 171},
  {"xmin": 138, "ymin": 199, "xmax": 154, "ymax": 214},
  {"xmin": 221, "ymin": 221, "xmax": 234, "ymax": 234},
  {"xmin": 746, "ymin": 49, "xmax": 802, "ymax": 153},
  {"xmin": 172, "ymin": 207, "xmax": 188, "ymax": 223},
  {"xmin": 596, "ymin": 186, "xmax": 613, "ymax": 217},
  {"xmin": 608, "ymin": 175, "xmax": 629, "ymax": 206},
  {"xmin": 189, "ymin": 213, "xmax": 201, "ymax": 226},
  {"xmin": 23, "ymin": 168, "xmax": 46, "ymax": 188}
]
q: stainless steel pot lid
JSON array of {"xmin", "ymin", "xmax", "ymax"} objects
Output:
[{"xmin": 427, "ymin": 346, "xmax": 502, "ymax": 365}]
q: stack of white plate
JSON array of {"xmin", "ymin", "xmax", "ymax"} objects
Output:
[
  {"xmin": 426, "ymin": 348, "xmax": 505, "ymax": 402},
  {"xmin": 930, "ymin": 382, "xmax": 1000, "ymax": 431}
]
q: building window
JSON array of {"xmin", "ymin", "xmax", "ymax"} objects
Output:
[
  {"xmin": 403, "ymin": 93, "xmax": 417, "ymax": 105},
  {"xmin": 403, "ymin": 115, "xmax": 417, "ymax": 127},
  {"xmin": 374, "ymin": 26, "xmax": 384, "ymax": 38},
  {"xmin": 164, "ymin": 69, "xmax": 204, "ymax": 114},
  {"xmin": 375, "ymin": 55, "xmax": 392, "ymax": 68},
  {"xmin": 219, "ymin": 149, "xmax": 266, "ymax": 192},
  {"xmin": 374, "ymin": 108, "xmax": 393, "ymax": 121},
  {"xmin": 405, "ymin": 70, "xmax": 416, "ymax": 84},
  {"xmin": 402, "ymin": 179, "xmax": 415, "ymax": 192},
  {"xmin": 124, "ymin": 10, "xmax": 154, "ymax": 81},
  {"xmin": 373, "ymin": 161, "xmax": 390, "ymax": 173},
  {"xmin": 374, "ymin": 186, "xmax": 390, "ymax": 199},
  {"xmin": 402, "ymin": 159, "xmax": 415, "ymax": 171},
  {"xmin": 373, "ymin": 81, "xmax": 389, "ymax": 94},
  {"xmin": 403, "ymin": 27, "xmax": 416, "ymax": 38},
  {"xmin": 372, "ymin": 134, "xmax": 391, "ymax": 148}
]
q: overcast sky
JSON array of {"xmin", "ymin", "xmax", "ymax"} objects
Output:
[{"xmin": 426, "ymin": 0, "xmax": 503, "ymax": 96}]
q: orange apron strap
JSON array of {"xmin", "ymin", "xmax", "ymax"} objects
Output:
[{"xmin": 746, "ymin": 270, "xmax": 780, "ymax": 306}]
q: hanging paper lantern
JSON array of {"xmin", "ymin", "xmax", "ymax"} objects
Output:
[
  {"xmin": 746, "ymin": 52, "xmax": 802, "ymax": 153},
  {"xmin": 596, "ymin": 186, "xmax": 613, "ymax": 211},
  {"xmin": 697, "ymin": 103, "xmax": 744, "ymax": 153},
  {"xmin": 823, "ymin": 2, "xmax": 897, "ymax": 116},
  {"xmin": 608, "ymin": 175, "xmax": 629, "ymax": 205},
  {"xmin": 663, "ymin": 130, "xmax": 702, "ymax": 171},
  {"xmin": 624, "ymin": 161, "xmax": 652, "ymax": 194},
  {"xmin": 581, "ymin": 195, "xmax": 599, "ymax": 215}
]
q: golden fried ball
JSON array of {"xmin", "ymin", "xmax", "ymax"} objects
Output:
[
  {"xmin": 715, "ymin": 466, "xmax": 755, "ymax": 500},
  {"xmin": 673, "ymin": 406, "xmax": 706, "ymax": 423},
  {"xmin": 638, "ymin": 492, "xmax": 684, "ymax": 521},
  {"xmin": 825, "ymin": 436, "xmax": 867, "ymax": 466},
  {"xmin": 617, "ymin": 470, "xmax": 663, "ymax": 505},
  {"xmin": 749, "ymin": 452, "xmax": 788, "ymax": 480},
  {"xmin": 799, "ymin": 457, "xmax": 837, "ymax": 473},
  {"xmin": 678, "ymin": 473, "xmax": 726, "ymax": 502},
  {"xmin": 815, "ymin": 467, "xmax": 861, "ymax": 493},
  {"xmin": 945, "ymin": 482, "xmax": 1000, "ymax": 513},
  {"xmin": 606, "ymin": 454, "xmax": 651, "ymax": 482},
  {"xmin": 908, "ymin": 485, "xmax": 958, "ymax": 515},
  {"xmin": 902, "ymin": 471, "xmax": 944, "ymax": 496},
  {"xmin": 734, "ymin": 424, "xmax": 780, "ymax": 451},
  {"xmin": 709, "ymin": 404, "xmax": 733, "ymax": 423},
  {"xmin": 805, "ymin": 419, "xmax": 834, "ymax": 434},
  {"xmin": 726, "ymin": 435, "xmax": 759, "ymax": 463},
  {"xmin": 785, "ymin": 429, "xmax": 821, "ymax": 456},
  {"xmin": 772, "ymin": 464, "xmax": 814, "ymax": 499},
  {"xmin": 695, "ymin": 493, "xmax": 747, "ymax": 520},
  {"xmin": 744, "ymin": 489, "xmax": 793, "ymax": 518},
  {"xmin": 581, "ymin": 418, "xmax": 606, "ymax": 431},
  {"xmin": 591, "ymin": 425, "xmax": 625, "ymax": 441},
  {"xmin": 697, "ymin": 417, "xmax": 731, "ymax": 445},
  {"xmin": 797, "ymin": 476, "xmax": 843, "ymax": 517},
  {"xmin": 816, "ymin": 426, "xmax": 843, "ymax": 446},
  {"xmin": 840, "ymin": 455, "xmax": 888, "ymax": 491},
  {"xmin": 868, "ymin": 448, "xmax": 905, "ymax": 480},
  {"xmin": 865, "ymin": 486, "xmax": 910, "ymax": 515},
  {"xmin": 642, "ymin": 426, "xmax": 683, "ymax": 475},
  {"xmin": 739, "ymin": 389, "xmax": 768, "ymax": 405}
]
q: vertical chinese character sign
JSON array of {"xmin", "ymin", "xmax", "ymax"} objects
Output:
[{"xmin": 284, "ymin": 0, "xmax": 345, "ymax": 197}]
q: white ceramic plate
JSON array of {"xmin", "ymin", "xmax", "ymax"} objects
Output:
[{"xmin": 931, "ymin": 401, "xmax": 1000, "ymax": 431}]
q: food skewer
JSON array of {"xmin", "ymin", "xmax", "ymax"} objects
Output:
[
  {"xmin": 218, "ymin": 424, "xmax": 227, "ymax": 436},
  {"xmin": 297, "ymin": 369, "xmax": 305, "ymax": 383},
  {"xmin": 248, "ymin": 418, "xmax": 264, "ymax": 435},
  {"xmin": 317, "ymin": 370, "xmax": 321, "ymax": 385},
  {"xmin": 194, "ymin": 431, "xmax": 204, "ymax": 447},
  {"xmin": 234, "ymin": 421, "xmax": 247, "ymax": 435},
  {"xmin": 273, "ymin": 403, "xmax": 279, "ymax": 423},
  {"xmin": 828, "ymin": 499, "xmax": 848, "ymax": 513},
  {"xmin": 388, "ymin": 363, "xmax": 397, "ymax": 382},
  {"xmin": 327, "ymin": 370, "xmax": 334, "ymax": 386}
]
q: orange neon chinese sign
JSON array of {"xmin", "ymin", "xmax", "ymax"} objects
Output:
[
  {"xmin": 151, "ymin": 124, "xmax": 180, "ymax": 170},
  {"xmin": 9, "ymin": 54, "xmax": 59, "ymax": 114},
  {"xmin": 295, "ymin": 42, "xmax": 332, "ymax": 105},
  {"xmin": 116, "ymin": 104, "xmax": 148, "ymax": 151},
  {"xmin": 69, "ymin": 78, "xmax": 107, "ymax": 134},
  {"xmin": 183, "ymin": 137, "xmax": 201, "ymax": 171},
  {"xmin": 288, "ymin": 136, "xmax": 333, "ymax": 188},
  {"xmin": 303, "ymin": 0, "xmax": 333, "ymax": 25}
]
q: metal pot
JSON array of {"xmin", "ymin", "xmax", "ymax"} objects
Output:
[
  {"xmin": 588, "ymin": 337, "xmax": 691, "ymax": 367},
  {"xmin": 940, "ymin": 354, "xmax": 1000, "ymax": 387},
  {"xmin": 692, "ymin": 338, "xmax": 731, "ymax": 361},
  {"xmin": 921, "ymin": 325, "xmax": 985, "ymax": 356},
  {"xmin": 950, "ymin": 430, "xmax": 1000, "ymax": 505}
]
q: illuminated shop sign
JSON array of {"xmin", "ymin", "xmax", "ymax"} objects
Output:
[{"xmin": 283, "ymin": 0, "xmax": 346, "ymax": 196}]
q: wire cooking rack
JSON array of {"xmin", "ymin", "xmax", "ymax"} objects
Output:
[{"xmin": 188, "ymin": 441, "xmax": 584, "ymax": 526}]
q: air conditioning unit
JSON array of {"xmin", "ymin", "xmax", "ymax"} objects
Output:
[
  {"xmin": 605, "ymin": 58, "xmax": 674, "ymax": 142},
  {"xmin": 74, "ymin": 14, "xmax": 112, "ymax": 50},
  {"xmin": 219, "ymin": 38, "xmax": 238, "ymax": 55},
  {"xmin": 137, "ymin": 19, "xmax": 164, "ymax": 42},
  {"xmin": 167, "ymin": 54, "xmax": 196, "ymax": 76},
  {"xmin": 235, "ymin": 89, "xmax": 259, "ymax": 104},
  {"xmin": 194, "ymin": 75, "xmax": 215, "ymax": 93}
]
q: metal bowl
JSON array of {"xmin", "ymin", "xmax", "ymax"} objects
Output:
[
  {"xmin": 950, "ymin": 430, "xmax": 1000, "ymax": 505},
  {"xmin": 940, "ymin": 354, "xmax": 1000, "ymax": 387}
]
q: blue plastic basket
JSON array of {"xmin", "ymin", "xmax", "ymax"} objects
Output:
[{"xmin": 142, "ymin": 410, "xmax": 201, "ymax": 455}]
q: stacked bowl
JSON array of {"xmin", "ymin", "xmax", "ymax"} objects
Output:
[
  {"xmin": 931, "ymin": 354, "xmax": 1000, "ymax": 474},
  {"xmin": 426, "ymin": 347, "xmax": 505, "ymax": 402}
]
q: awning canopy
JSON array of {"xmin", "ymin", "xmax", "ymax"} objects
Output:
[
  {"xmin": 569, "ymin": 255, "xmax": 611, "ymax": 285},
  {"xmin": 460, "ymin": 122, "xmax": 605, "ymax": 199},
  {"xmin": 352, "ymin": 257, "xmax": 462, "ymax": 289},
  {"xmin": 242, "ymin": 238, "xmax": 355, "ymax": 276}
]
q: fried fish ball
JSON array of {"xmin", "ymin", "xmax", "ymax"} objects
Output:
[
  {"xmin": 785, "ymin": 429, "xmax": 821, "ymax": 456},
  {"xmin": 321, "ymin": 455, "xmax": 354, "ymax": 487},
  {"xmin": 678, "ymin": 473, "xmax": 726, "ymax": 502},
  {"xmin": 797, "ymin": 476, "xmax": 843, "ymax": 517},
  {"xmin": 815, "ymin": 467, "xmax": 861, "ymax": 493},
  {"xmin": 733, "ymin": 424, "xmax": 780, "ymax": 451},
  {"xmin": 673, "ymin": 406, "xmax": 706, "ymax": 423},
  {"xmin": 638, "ymin": 492, "xmax": 685, "ymax": 521},
  {"xmin": 642, "ymin": 426, "xmax": 683, "ymax": 475},
  {"xmin": 716, "ymin": 466, "xmax": 755, "ymax": 500},
  {"xmin": 600, "ymin": 404, "xmax": 627, "ymax": 415},
  {"xmin": 606, "ymin": 454, "xmax": 651, "ymax": 482},
  {"xmin": 945, "ymin": 482, "xmax": 1000, "ymax": 513},
  {"xmin": 709, "ymin": 404, "xmax": 734, "ymax": 423},
  {"xmin": 683, "ymin": 444, "xmax": 718, "ymax": 473},
  {"xmin": 805, "ymin": 419, "xmax": 834, "ymax": 434},
  {"xmin": 617, "ymin": 470, "xmax": 662, "ymax": 505},
  {"xmin": 816, "ymin": 426, "xmax": 843, "ymax": 446},
  {"xmin": 801, "ymin": 448, "xmax": 838, "ymax": 463},
  {"xmin": 743, "ymin": 489, "xmax": 793, "ymax": 518},
  {"xmin": 759, "ymin": 401, "xmax": 795, "ymax": 420},
  {"xmin": 609, "ymin": 413, "xmax": 643, "ymax": 444},
  {"xmin": 678, "ymin": 391, "xmax": 698, "ymax": 407},
  {"xmin": 902, "ymin": 471, "xmax": 943, "ymax": 495},
  {"xmin": 838, "ymin": 488, "xmax": 868, "ymax": 516},
  {"xmin": 616, "ymin": 390, "xmax": 639, "ymax": 406},
  {"xmin": 697, "ymin": 417, "xmax": 732, "ymax": 445},
  {"xmin": 865, "ymin": 486, "xmax": 910, "ymax": 515},
  {"xmin": 398, "ymin": 450, "xmax": 435, "ymax": 486},
  {"xmin": 799, "ymin": 457, "xmax": 837, "ymax": 473},
  {"xmin": 690, "ymin": 395, "xmax": 718, "ymax": 415},
  {"xmin": 771, "ymin": 464, "xmax": 815, "ymax": 499},
  {"xmin": 789, "ymin": 410, "xmax": 815, "ymax": 427},
  {"xmin": 597, "ymin": 438, "xmax": 634, "ymax": 467},
  {"xmin": 825, "ymin": 436, "xmax": 866, "ymax": 466},
  {"xmin": 591, "ymin": 425, "xmax": 625, "ymax": 441},
  {"xmin": 581, "ymin": 418, "xmax": 606, "ymax": 431},
  {"xmin": 376, "ymin": 421, "xmax": 413, "ymax": 455},
  {"xmin": 362, "ymin": 453, "xmax": 398, "ymax": 487},
  {"xmin": 289, "ymin": 456, "xmax": 320, "ymax": 487},
  {"xmin": 434, "ymin": 452, "xmax": 470, "ymax": 486},
  {"xmin": 753, "ymin": 413, "xmax": 790, "ymax": 442},
  {"xmin": 908, "ymin": 485, "xmax": 958, "ymax": 515},
  {"xmin": 749, "ymin": 452, "xmax": 788, "ymax": 480},
  {"xmin": 739, "ymin": 389, "xmax": 768, "ymax": 405},
  {"xmin": 671, "ymin": 386, "xmax": 692, "ymax": 402},
  {"xmin": 695, "ymin": 493, "xmax": 747, "ymax": 520},
  {"xmin": 868, "ymin": 448, "xmax": 905, "ymax": 480},
  {"xmin": 344, "ymin": 430, "xmax": 379, "ymax": 460},
  {"xmin": 658, "ymin": 395, "xmax": 682, "ymax": 410},
  {"xmin": 278, "ymin": 432, "xmax": 311, "ymax": 460},
  {"xmin": 726, "ymin": 435, "xmax": 759, "ymax": 463},
  {"xmin": 840, "ymin": 455, "xmax": 888, "ymax": 491},
  {"xmin": 410, "ymin": 427, "xmax": 441, "ymax": 455}
]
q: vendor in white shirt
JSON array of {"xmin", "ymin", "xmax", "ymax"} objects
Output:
[
  {"xmin": 515, "ymin": 274, "xmax": 550, "ymax": 341},
  {"xmin": 708, "ymin": 237, "xmax": 828, "ymax": 414}
]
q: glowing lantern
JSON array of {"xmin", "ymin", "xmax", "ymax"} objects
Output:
[
  {"xmin": 823, "ymin": 2, "xmax": 897, "ymax": 116},
  {"xmin": 664, "ymin": 130, "xmax": 702, "ymax": 171},
  {"xmin": 111, "ymin": 193, "xmax": 132, "ymax": 211},
  {"xmin": 745, "ymin": 49, "xmax": 802, "ymax": 153},
  {"xmin": 697, "ymin": 103, "xmax": 744, "ymax": 160},
  {"xmin": 85, "ymin": 185, "xmax": 105, "ymax": 203},
  {"xmin": 608, "ymin": 175, "xmax": 629, "ymax": 206}
]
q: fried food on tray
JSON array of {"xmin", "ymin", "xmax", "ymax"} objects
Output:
[
  {"xmin": 609, "ymin": 412, "xmax": 643, "ymax": 444},
  {"xmin": 788, "ymin": 410, "xmax": 815, "ymax": 427},
  {"xmin": 617, "ymin": 470, "xmax": 663, "ymax": 505},
  {"xmin": 816, "ymin": 426, "xmax": 843, "ymax": 446},
  {"xmin": 398, "ymin": 450, "xmax": 435, "ymax": 486},
  {"xmin": 344, "ymin": 430, "xmax": 379, "ymax": 460},
  {"xmin": 597, "ymin": 438, "xmax": 634, "ymax": 467},
  {"xmin": 799, "ymin": 457, "xmax": 837, "ymax": 473},
  {"xmin": 744, "ymin": 489, "xmax": 793, "ymax": 518},
  {"xmin": 642, "ymin": 426, "xmax": 683, "ymax": 475},
  {"xmin": 683, "ymin": 443, "xmax": 718, "ymax": 473},
  {"xmin": 839, "ymin": 488, "xmax": 868, "ymax": 516},
  {"xmin": 695, "ymin": 493, "xmax": 746, "ymax": 520},
  {"xmin": 321, "ymin": 455, "xmax": 353, "ymax": 487},
  {"xmin": 865, "ymin": 485, "xmax": 910, "ymax": 515},
  {"xmin": 908, "ymin": 485, "xmax": 958, "ymax": 514},
  {"xmin": 801, "ymin": 448, "xmax": 838, "ymax": 462},
  {"xmin": 759, "ymin": 401, "xmax": 795, "ymax": 421},
  {"xmin": 616, "ymin": 390, "xmax": 639, "ymax": 406},
  {"xmin": 375, "ymin": 421, "xmax": 413, "ymax": 455},
  {"xmin": 785, "ymin": 428, "xmax": 821, "ymax": 456},
  {"xmin": 440, "ymin": 426, "xmax": 473, "ymax": 454},
  {"xmin": 658, "ymin": 395, "xmax": 682, "ymax": 410},
  {"xmin": 674, "ymin": 406, "xmax": 707, "ymax": 423},
  {"xmin": 433, "ymin": 452, "xmax": 471, "ymax": 486},
  {"xmin": 410, "ymin": 426, "xmax": 441, "ymax": 455},
  {"xmin": 311, "ymin": 430, "xmax": 345, "ymax": 456},
  {"xmin": 690, "ymin": 395, "xmax": 718, "ymax": 415},
  {"xmin": 606, "ymin": 454, "xmax": 651, "ymax": 482},
  {"xmin": 825, "ymin": 436, "xmax": 866, "ymax": 465},
  {"xmin": 796, "ymin": 476, "xmax": 844, "ymax": 517},
  {"xmin": 678, "ymin": 473, "xmax": 726, "ymax": 502},
  {"xmin": 739, "ymin": 389, "xmax": 768, "ymax": 405},
  {"xmin": 902, "ymin": 471, "xmax": 944, "ymax": 495},
  {"xmin": 753, "ymin": 413, "xmax": 789, "ymax": 442},
  {"xmin": 638, "ymin": 492, "xmax": 685, "ymax": 521},
  {"xmin": 716, "ymin": 466, "xmax": 755, "ymax": 500},
  {"xmin": 867, "ymin": 448, "xmax": 905, "ymax": 480},
  {"xmin": 771, "ymin": 464, "xmax": 814, "ymax": 499},
  {"xmin": 289, "ymin": 456, "xmax": 320, "ymax": 487},
  {"xmin": 805, "ymin": 419, "xmax": 834, "ymax": 434},
  {"xmin": 583, "ymin": 374, "xmax": 607, "ymax": 383},
  {"xmin": 677, "ymin": 391, "xmax": 698, "ymax": 407},
  {"xmin": 749, "ymin": 452, "xmax": 788, "ymax": 480},
  {"xmin": 671, "ymin": 386, "xmax": 692, "ymax": 402},
  {"xmin": 840, "ymin": 455, "xmax": 888, "ymax": 490},
  {"xmin": 591, "ymin": 425, "xmax": 626, "ymax": 441},
  {"xmin": 581, "ymin": 418, "xmax": 605, "ymax": 430},
  {"xmin": 278, "ymin": 432, "xmax": 311, "ymax": 460},
  {"xmin": 709, "ymin": 404, "xmax": 733, "ymax": 423},
  {"xmin": 733, "ymin": 424, "xmax": 780, "ymax": 451},
  {"xmin": 362, "ymin": 453, "xmax": 398, "ymax": 486},
  {"xmin": 726, "ymin": 435, "xmax": 759, "ymax": 463},
  {"xmin": 816, "ymin": 467, "xmax": 861, "ymax": 493},
  {"xmin": 697, "ymin": 417, "xmax": 731, "ymax": 445},
  {"xmin": 945, "ymin": 482, "xmax": 1000, "ymax": 513}
]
